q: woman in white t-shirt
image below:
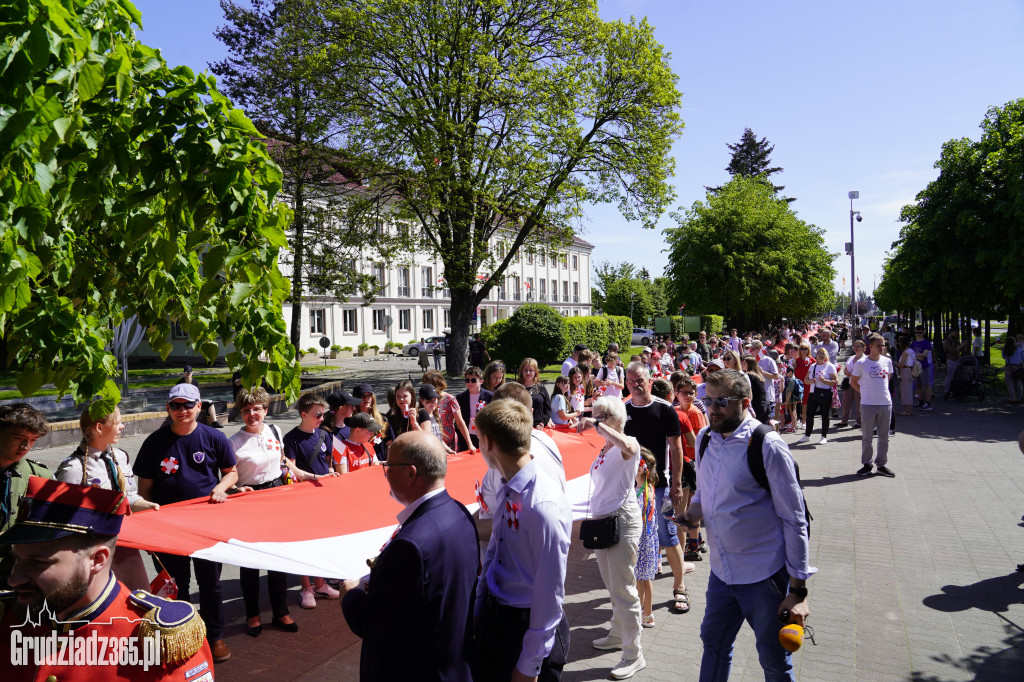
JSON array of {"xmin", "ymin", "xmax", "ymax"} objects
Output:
[
  {"xmin": 797, "ymin": 347, "xmax": 838, "ymax": 445},
  {"xmin": 229, "ymin": 387, "xmax": 334, "ymax": 636},
  {"xmin": 578, "ymin": 396, "xmax": 643, "ymax": 669}
]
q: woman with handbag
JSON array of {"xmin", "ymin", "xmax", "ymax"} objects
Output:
[
  {"xmin": 578, "ymin": 396, "xmax": 645, "ymax": 679},
  {"xmin": 797, "ymin": 347, "xmax": 838, "ymax": 445},
  {"xmin": 229, "ymin": 387, "xmax": 334, "ymax": 637}
]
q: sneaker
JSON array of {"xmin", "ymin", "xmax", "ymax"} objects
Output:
[
  {"xmin": 796, "ymin": 435, "xmax": 810, "ymax": 444},
  {"xmin": 699, "ymin": 540, "xmax": 709, "ymax": 553},
  {"xmin": 314, "ymin": 584, "xmax": 341, "ymax": 599},
  {"xmin": 299, "ymin": 587, "xmax": 317, "ymax": 609},
  {"xmin": 889, "ymin": 429, "xmax": 896, "ymax": 437},
  {"xmin": 684, "ymin": 549, "xmax": 702, "ymax": 561},
  {"xmin": 611, "ymin": 654, "xmax": 647, "ymax": 680},
  {"xmin": 856, "ymin": 464, "xmax": 873, "ymax": 476},
  {"xmin": 683, "ymin": 561, "xmax": 696, "ymax": 574},
  {"xmin": 818, "ymin": 437, "xmax": 828, "ymax": 445},
  {"xmin": 876, "ymin": 466, "xmax": 896, "ymax": 478},
  {"xmin": 592, "ymin": 635, "xmax": 623, "ymax": 650},
  {"xmin": 921, "ymin": 403, "xmax": 933, "ymax": 411}
]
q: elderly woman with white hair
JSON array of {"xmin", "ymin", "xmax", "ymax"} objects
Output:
[{"xmin": 578, "ymin": 396, "xmax": 646, "ymax": 679}]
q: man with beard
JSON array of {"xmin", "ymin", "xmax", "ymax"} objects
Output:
[
  {"xmin": 0, "ymin": 477, "xmax": 213, "ymax": 681},
  {"xmin": 678, "ymin": 369, "xmax": 815, "ymax": 681}
]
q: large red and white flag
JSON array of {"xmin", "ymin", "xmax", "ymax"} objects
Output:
[{"xmin": 118, "ymin": 428, "xmax": 604, "ymax": 579}]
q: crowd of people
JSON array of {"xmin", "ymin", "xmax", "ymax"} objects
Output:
[{"xmin": 0, "ymin": 315, "xmax": 1011, "ymax": 680}]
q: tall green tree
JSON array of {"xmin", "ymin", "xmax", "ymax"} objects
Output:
[
  {"xmin": 592, "ymin": 260, "xmax": 637, "ymax": 312},
  {"xmin": 604, "ymin": 278, "xmax": 654, "ymax": 326},
  {"xmin": 706, "ymin": 128, "xmax": 791, "ymax": 201},
  {"xmin": 212, "ymin": 0, "xmax": 393, "ymax": 351},
  {"xmin": 665, "ymin": 175, "xmax": 835, "ymax": 329},
  {"xmin": 322, "ymin": 0, "xmax": 684, "ymax": 372},
  {"xmin": 1, "ymin": 0, "xmax": 298, "ymax": 411}
]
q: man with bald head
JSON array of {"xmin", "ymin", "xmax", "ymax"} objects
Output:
[{"xmin": 339, "ymin": 431, "xmax": 479, "ymax": 681}]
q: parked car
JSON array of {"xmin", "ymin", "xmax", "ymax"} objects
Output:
[
  {"xmin": 402, "ymin": 336, "xmax": 448, "ymax": 357},
  {"xmin": 631, "ymin": 328, "xmax": 655, "ymax": 346}
]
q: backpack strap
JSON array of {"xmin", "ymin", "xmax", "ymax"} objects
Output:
[
  {"xmin": 746, "ymin": 423, "xmax": 775, "ymax": 492},
  {"xmin": 698, "ymin": 429, "xmax": 712, "ymax": 463}
]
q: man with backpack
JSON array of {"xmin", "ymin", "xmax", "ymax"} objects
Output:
[{"xmin": 678, "ymin": 368, "xmax": 815, "ymax": 682}]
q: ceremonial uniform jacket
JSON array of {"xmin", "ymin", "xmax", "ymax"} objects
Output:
[{"xmin": 0, "ymin": 574, "xmax": 214, "ymax": 681}]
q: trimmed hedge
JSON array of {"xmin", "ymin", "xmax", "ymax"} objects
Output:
[{"xmin": 482, "ymin": 308, "xmax": 633, "ymax": 370}]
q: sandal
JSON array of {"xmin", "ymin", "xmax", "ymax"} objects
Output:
[
  {"xmin": 642, "ymin": 614, "xmax": 655, "ymax": 628},
  {"xmin": 672, "ymin": 588, "xmax": 690, "ymax": 614}
]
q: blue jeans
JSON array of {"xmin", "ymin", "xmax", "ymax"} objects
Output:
[
  {"xmin": 654, "ymin": 486, "xmax": 679, "ymax": 548},
  {"xmin": 699, "ymin": 566, "xmax": 794, "ymax": 682}
]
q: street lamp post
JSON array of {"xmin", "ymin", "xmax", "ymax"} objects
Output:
[
  {"xmin": 848, "ymin": 191, "xmax": 861, "ymax": 320},
  {"xmin": 629, "ymin": 291, "xmax": 637, "ymax": 324}
]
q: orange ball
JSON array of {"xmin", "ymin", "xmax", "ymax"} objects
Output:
[{"xmin": 779, "ymin": 624, "xmax": 804, "ymax": 652}]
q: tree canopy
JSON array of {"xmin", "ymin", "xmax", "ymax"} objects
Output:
[
  {"xmin": 706, "ymin": 128, "xmax": 790, "ymax": 200},
  {"xmin": 319, "ymin": 0, "xmax": 684, "ymax": 372},
  {"xmin": 876, "ymin": 99, "xmax": 1024, "ymax": 330},
  {"xmin": 665, "ymin": 175, "xmax": 835, "ymax": 329},
  {"xmin": 1, "ymin": 0, "xmax": 297, "ymax": 411}
]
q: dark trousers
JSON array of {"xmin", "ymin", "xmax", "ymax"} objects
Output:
[
  {"xmin": 156, "ymin": 553, "xmax": 223, "ymax": 642},
  {"xmin": 804, "ymin": 389, "xmax": 831, "ymax": 438},
  {"xmin": 474, "ymin": 594, "xmax": 569, "ymax": 682},
  {"xmin": 240, "ymin": 568, "xmax": 290, "ymax": 620}
]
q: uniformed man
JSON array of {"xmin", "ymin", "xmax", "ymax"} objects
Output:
[
  {"xmin": 0, "ymin": 476, "xmax": 214, "ymax": 680},
  {"xmin": 0, "ymin": 403, "xmax": 51, "ymax": 585}
]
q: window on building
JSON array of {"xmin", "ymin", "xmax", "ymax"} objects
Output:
[
  {"xmin": 444, "ymin": 308, "xmax": 451, "ymax": 328},
  {"xmin": 573, "ymin": 309, "xmax": 580, "ymax": 317},
  {"xmin": 372, "ymin": 263, "xmax": 387, "ymax": 295},
  {"xmin": 526, "ymin": 250, "xmax": 534, "ymax": 265},
  {"xmin": 310, "ymin": 309, "xmax": 326, "ymax": 335},
  {"xmin": 372, "ymin": 309, "xmax": 387, "ymax": 332},
  {"xmin": 342, "ymin": 309, "xmax": 358, "ymax": 333},
  {"xmin": 551, "ymin": 253, "xmax": 558, "ymax": 267},
  {"xmin": 573, "ymin": 281, "xmax": 579, "ymax": 303},
  {"xmin": 423, "ymin": 309, "xmax": 434, "ymax": 330},
  {"xmin": 374, "ymin": 218, "xmax": 386, "ymax": 237},
  {"xmin": 560, "ymin": 253, "xmax": 568, "ymax": 268},
  {"xmin": 572, "ymin": 254, "xmax": 578, "ymax": 271},
  {"xmin": 512, "ymin": 276, "xmax": 521, "ymax": 300},
  {"xmin": 421, "ymin": 266, "xmax": 433, "ymax": 298},
  {"xmin": 397, "ymin": 266, "xmax": 411, "ymax": 297},
  {"xmin": 551, "ymin": 279, "xmax": 557, "ymax": 302},
  {"xmin": 560, "ymin": 309, "xmax": 569, "ymax": 317},
  {"xmin": 526, "ymin": 277, "xmax": 534, "ymax": 300},
  {"xmin": 399, "ymin": 308, "xmax": 411, "ymax": 332},
  {"xmin": 171, "ymin": 320, "xmax": 187, "ymax": 340},
  {"xmin": 563, "ymin": 281, "xmax": 569, "ymax": 303},
  {"xmin": 539, "ymin": 279, "xmax": 546, "ymax": 301}
]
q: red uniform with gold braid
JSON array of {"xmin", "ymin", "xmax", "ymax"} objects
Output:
[{"xmin": 0, "ymin": 573, "xmax": 213, "ymax": 681}]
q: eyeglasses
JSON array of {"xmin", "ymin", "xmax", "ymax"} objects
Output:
[
  {"xmin": 169, "ymin": 400, "xmax": 198, "ymax": 411},
  {"xmin": 241, "ymin": 406, "xmax": 266, "ymax": 416},
  {"xmin": 701, "ymin": 396, "xmax": 743, "ymax": 409},
  {"xmin": 465, "ymin": 378, "xmax": 479, "ymax": 383}
]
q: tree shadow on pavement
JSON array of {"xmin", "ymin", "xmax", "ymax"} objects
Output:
[{"xmin": 912, "ymin": 573, "xmax": 1024, "ymax": 681}]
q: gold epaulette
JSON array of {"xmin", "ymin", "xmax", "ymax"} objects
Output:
[{"xmin": 130, "ymin": 590, "xmax": 207, "ymax": 665}]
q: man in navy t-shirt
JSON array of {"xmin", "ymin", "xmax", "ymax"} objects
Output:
[{"xmin": 135, "ymin": 383, "xmax": 238, "ymax": 664}]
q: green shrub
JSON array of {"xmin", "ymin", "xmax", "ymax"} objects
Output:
[
  {"xmin": 702, "ymin": 314, "xmax": 724, "ymax": 336},
  {"xmin": 358, "ymin": 342, "xmax": 370, "ymax": 351},
  {"xmin": 484, "ymin": 304, "xmax": 564, "ymax": 370},
  {"xmin": 340, "ymin": 346, "xmax": 353, "ymax": 352},
  {"xmin": 307, "ymin": 347, "xmax": 318, "ymax": 355},
  {"xmin": 330, "ymin": 344, "xmax": 342, "ymax": 352},
  {"xmin": 606, "ymin": 315, "xmax": 632, "ymax": 349}
]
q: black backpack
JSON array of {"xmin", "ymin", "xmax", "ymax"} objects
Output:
[{"xmin": 698, "ymin": 423, "xmax": 813, "ymax": 537}]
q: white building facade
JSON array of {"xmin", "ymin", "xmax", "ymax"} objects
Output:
[{"xmin": 285, "ymin": 234, "xmax": 595, "ymax": 351}]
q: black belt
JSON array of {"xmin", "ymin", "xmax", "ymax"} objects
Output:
[
  {"xmin": 249, "ymin": 478, "xmax": 283, "ymax": 491},
  {"xmin": 485, "ymin": 594, "xmax": 530, "ymax": 622}
]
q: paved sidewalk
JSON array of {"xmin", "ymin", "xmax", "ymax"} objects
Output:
[{"xmin": 23, "ymin": 363, "xmax": 1024, "ymax": 681}]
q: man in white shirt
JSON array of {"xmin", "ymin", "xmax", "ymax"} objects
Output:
[
  {"xmin": 751, "ymin": 340, "xmax": 780, "ymax": 419},
  {"xmin": 814, "ymin": 328, "xmax": 840, "ymax": 364},
  {"xmin": 561, "ymin": 344, "xmax": 587, "ymax": 377},
  {"xmin": 851, "ymin": 333, "xmax": 896, "ymax": 478}
]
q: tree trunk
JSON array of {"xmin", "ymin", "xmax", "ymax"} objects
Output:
[
  {"xmin": 289, "ymin": 184, "xmax": 305, "ymax": 354},
  {"xmin": 447, "ymin": 287, "xmax": 477, "ymax": 377}
]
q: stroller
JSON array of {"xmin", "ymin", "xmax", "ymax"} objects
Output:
[{"xmin": 948, "ymin": 354, "xmax": 984, "ymax": 401}]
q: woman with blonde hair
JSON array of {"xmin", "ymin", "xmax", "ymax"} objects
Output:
[
  {"xmin": 482, "ymin": 361, "xmax": 507, "ymax": 392},
  {"xmin": 55, "ymin": 403, "xmax": 159, "ymax": 590},
  {"xmin": 517, "ymin": 357, "xmax": 551, "ymax": 428}
]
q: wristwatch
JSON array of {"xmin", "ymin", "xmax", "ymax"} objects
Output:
[{"xmin": 789, "ymin": 585, "xmax": 808, "ymax": 600}]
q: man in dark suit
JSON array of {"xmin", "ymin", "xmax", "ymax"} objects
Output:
[
  {"xmin": 340, "ymin": 430, "xmax": 479, "ymax": 682},
  {"xmin": 456, "ymin": 365, "xmax": 493, "ymax": 451}
]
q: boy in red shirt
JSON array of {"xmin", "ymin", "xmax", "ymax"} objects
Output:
[{"xmin": 336, "ymin": 412, "xmax": 382, "ymax": 472}]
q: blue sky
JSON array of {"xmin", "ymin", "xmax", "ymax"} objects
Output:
[{"xmin": 132, "ymin": 0, "xmax": 1024, "ymax": 301}]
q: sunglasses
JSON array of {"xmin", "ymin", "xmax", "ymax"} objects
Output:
[
  {"xmin": 169, "ymin": 400, "xmax": 198, "ymax": 411},
  {"xmin": 311, "ymin": 412, "xmax": 326, "ymax": 419},
  {"xmin": 701, "ymin": 396, "xmax": 743, "ymax": 409},
  {"xmin": 465, "ymin": 377, "xmax": 480, "ymax": 383}
]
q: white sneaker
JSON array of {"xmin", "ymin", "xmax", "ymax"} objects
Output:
[
  {"xmin": 796, "ymin": 435, "xmax": 809, "ymax": 444},
  {"xmin": 683, "ymin": 561, "xmax": 696, "ymax": 574},
  {"xmin": 611, "ymin": 654, "xmax": 647, "ymax": 680},
  {"xmin": 592, "ymin": 634, "xmax": 623, "ymax": 650},
  {"xmin": 314, "ymin": 584, "xmax": 341, "ymax": 599},
  {"xmin": 818, "ymin": 437, "xmax": 828, "ymax": 445},
  {"xmin": 299, "ymin": 587, "xmax": 317, "ymax": 609}
]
